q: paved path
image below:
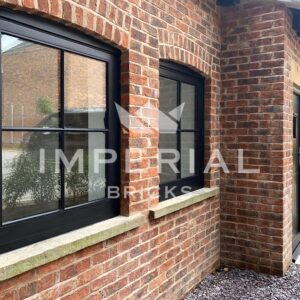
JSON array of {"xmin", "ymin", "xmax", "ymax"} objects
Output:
[{"xmin": 185, "ymin": 264, "xmax": 300, "ymax": 300}]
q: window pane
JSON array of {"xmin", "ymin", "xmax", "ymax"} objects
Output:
[
  {"xmin": 159, "ymin": 133, "xmax": 178, "ymax": 183},
  {"xmin": 2, "ymin": 35, "xmax": 60, "ymax": 128},
  {"xmin": 160, "ymin": 77, "xmax": 179, "ymax": 133},
  {"xmin": 181, "ymin": 133, "xmax": 195, "ymax": 178},
  {"xmin": 64, "ymin": 132, "xmax": 106, "ymax": 207},
  {"xmin": 2, "ymin": 131, "xmax": 60, "ymax": 222},
  {"xmin": 181, "ymin": 83, "xmax": 195, "ymax": 129},
  {"xmin": 160, "ymin": 77, "xmax": 178, "ymax": 114},
  {"xmin": 64, "ymin": 53, "xmax": 106, "ymax": 129}
]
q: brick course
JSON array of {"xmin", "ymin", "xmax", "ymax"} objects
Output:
[
  {"xmin": 0, "ymin": 196, "xmax": 220, "ymax": 299},
  {"xmin": 220, "ymin": 0, "xmax": 292, "ymax": 275}
]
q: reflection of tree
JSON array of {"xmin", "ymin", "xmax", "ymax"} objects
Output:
[
  {"xmin": 65, "ymin": 166, "xmax": 88, "ymax": 200},
  {"xmin": 65, "ymin": 157, "xmax": 106, "ymax": 205},
  {"xmin": 36, "ymin": 96, "xmax": 53, "ymax": 115},
  {"xmin": 3, "ymin": 141, "xmax": 106, "ymax": 209},
  {"xmin": 3, "ymin": 151, "xmax": 58, "ymax": 208}
]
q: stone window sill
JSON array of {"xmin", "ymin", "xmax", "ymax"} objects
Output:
[
  {"xmin": 149, "ymin": 187, "xmax": 220, "ymax": 219},
  {"xmin": 0, "ymin": 214, "xmax": 146, "ymax": 281}
]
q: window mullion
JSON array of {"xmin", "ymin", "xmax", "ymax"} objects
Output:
[
  {"xmin": 0, "ymin": 31, "xmax": 2, "ymax": 225},
  {"xmin": 177, "ymin": 81, "xmax": 181, "ymax": 180},
  {"xmin": 60, "ymin": 50, "xmax": 65, "ymax": 210},
  {"xmin": 199, "ymin": 82, "xmax": 205, "ymax": 185},
  {"xmin": 105, "ymin": 62, "xmax": 110, "ymax": 198}
]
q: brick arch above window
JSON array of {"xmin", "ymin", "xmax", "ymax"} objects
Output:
[
  {"xmin": 0, "ymin": 0, "xmax": 130, "ymax": 51},
  {"xmin": 158, "ymin": 32, "xmax": 213, "ymax": 78}
]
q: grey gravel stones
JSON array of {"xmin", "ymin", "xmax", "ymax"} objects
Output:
[{"xmin": 185, "ymin": 264, "xmax": 300, "ymax": 300}]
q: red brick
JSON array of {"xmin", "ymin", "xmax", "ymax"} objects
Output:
[
  {"xmin": 90, "ymin": 271, "xmax": 117, "ymax": 292},
  {"xmin": 61, "ymin": 286, "xmax": 89, "ymax": 300},
  {"xmin": 60, "ymin": 258, "xmax": 91, "ymax": 282},
  {"xmin": 50, "ymin": 0, "xmax": 60, "ymax": 17},
  {"xmin": 62, "ymin": 0, "xmax": 72, "ymax": 22},
  {"xmin": 37, "ymin": 273, "xmax": 57, "ymax": 292},
  {"xmin": 75, "ymin": 7, "xmax": 83, "ymax": 26},
  {"xmin": 37, "ymin": 0, "xmax": 48, "ymax": 13},
  {"xmin": 18, "ymin": 282, "xmax": 37, "ymax": 299},
  {"xmin": 22, "ymin": 0, "xmax": 34, "ymax": 9}
]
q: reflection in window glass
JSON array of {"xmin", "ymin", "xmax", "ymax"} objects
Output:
[
  {"xmin": 2, "ymin": 34, "xmax": 60, "ymax": 129},
  {"xmin": 159, "ymin": 77, "xmax": 179, "ymax": 183},
  {"xmin": 159, "ymin": 77, "xmax": 178, "ymax": 116},
  {"xmin": 64, "ymin": 132, "xmax": 106, "ymax": 207},
  {"xmin": 160, "ymin": 134, "xmax": 178, "ymax": 183},
  {"xmin": 181, "ymin": 133, "xmax": 195, "ymax": 178},
  {"xmin": 181, "ymin": 83, "xmax": 195, "ymax": 129},
  {"xmin": 1, "ymin": 36, "xmax": 111, "ymax": 220},
  {"xmin": 2, "ymin": 131, "xmax": 60, "ymax": 222},
  {"xmin": 64, "ymin": 52, "xmax": 106, "ymax": 129}
]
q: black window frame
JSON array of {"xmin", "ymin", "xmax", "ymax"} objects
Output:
[
  {"xmin": 159, "ymin": 61, "xmax": 205, "ymax": 201},
  {"xmin": 0, "ymin": 9, "xmax": 120, "ymax": 253}
]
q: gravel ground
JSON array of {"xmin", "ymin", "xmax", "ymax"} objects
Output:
[{"xmin": 185, "ymin": 264, "xmax": 300, "ymax": 300}]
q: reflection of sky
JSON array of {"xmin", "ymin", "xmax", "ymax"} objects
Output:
[{"xmin": 2, "ymin": 35, "xmax": 23, "ymax": 53}]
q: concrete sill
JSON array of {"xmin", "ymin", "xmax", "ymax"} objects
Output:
[
  {"xmin": 149, "ymin": 187, "xmax": 220, "ymax": 219},
  {"xmin": 0, "ymin": 214, "xmax": 146, "ymax": 281}
]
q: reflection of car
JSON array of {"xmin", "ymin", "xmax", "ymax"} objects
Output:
[
  {"xmin": 37, "ymin": 108, "xmax": 107, "ymax": 128},
  {"xmin": 24, "ymin": 109, "xmax": 106, "ymax": 158}
]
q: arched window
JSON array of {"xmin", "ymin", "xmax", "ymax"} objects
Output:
[
  {"xmin": 159, "ymin": 61, "xmax": 204, "ymax": 200},
  {"xmin": 0, "ymin": 9, "xmax": 120, "ymax": 252}
]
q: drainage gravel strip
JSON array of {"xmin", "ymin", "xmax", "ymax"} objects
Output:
[{"xmin": 185, "ymin": 264, "xmax": 300, "ymax": 300}]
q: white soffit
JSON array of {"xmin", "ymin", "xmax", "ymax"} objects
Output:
[{"xmin": 278, "ymin": 0, "xmax": 300, "ymax": 9}]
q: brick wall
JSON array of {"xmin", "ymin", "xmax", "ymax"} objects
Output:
[
  {"xmin": 0, "ymin": 0, "xmax": 221, "ymax": 299},
  {"xmin": 0, "ymin": 197, "xmax": 220, "ymax": 299},
  {"xmin": 1, "ymin": 0, "xmax": 298, "ymax": 297},
  {"xmin": 284, "ymin": 2, "xmax": 300, "ymax": 271},
  {"xmin": 220, "ymin": 0, "xmax": 292, "ymax": 275}
]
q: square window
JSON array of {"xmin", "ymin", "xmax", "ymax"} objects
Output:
[{"xmin": 0, "ymin": 11, "xmax": 120, "ymax": 253}]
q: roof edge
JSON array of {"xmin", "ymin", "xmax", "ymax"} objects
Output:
[{"xmin": 277, "ymin": 0, "xmax": 300, "ymax": 9}]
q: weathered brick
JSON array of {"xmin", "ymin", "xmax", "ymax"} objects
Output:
[
  {"xmin": 37, "ymin": 0, "xmax": 48, "ymax": 13},
  {"xmin": 220, "ymin": 0, "xmax": 292, "ymax": 277},
  {"xmin": 62, "ymin": 1, "xmax": 72, "ymax": 22}
]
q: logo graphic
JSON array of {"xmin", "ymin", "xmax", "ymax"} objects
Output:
[{"xmin": 115, "ymin": 102, "xmax": 185, "ymax": 134}]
